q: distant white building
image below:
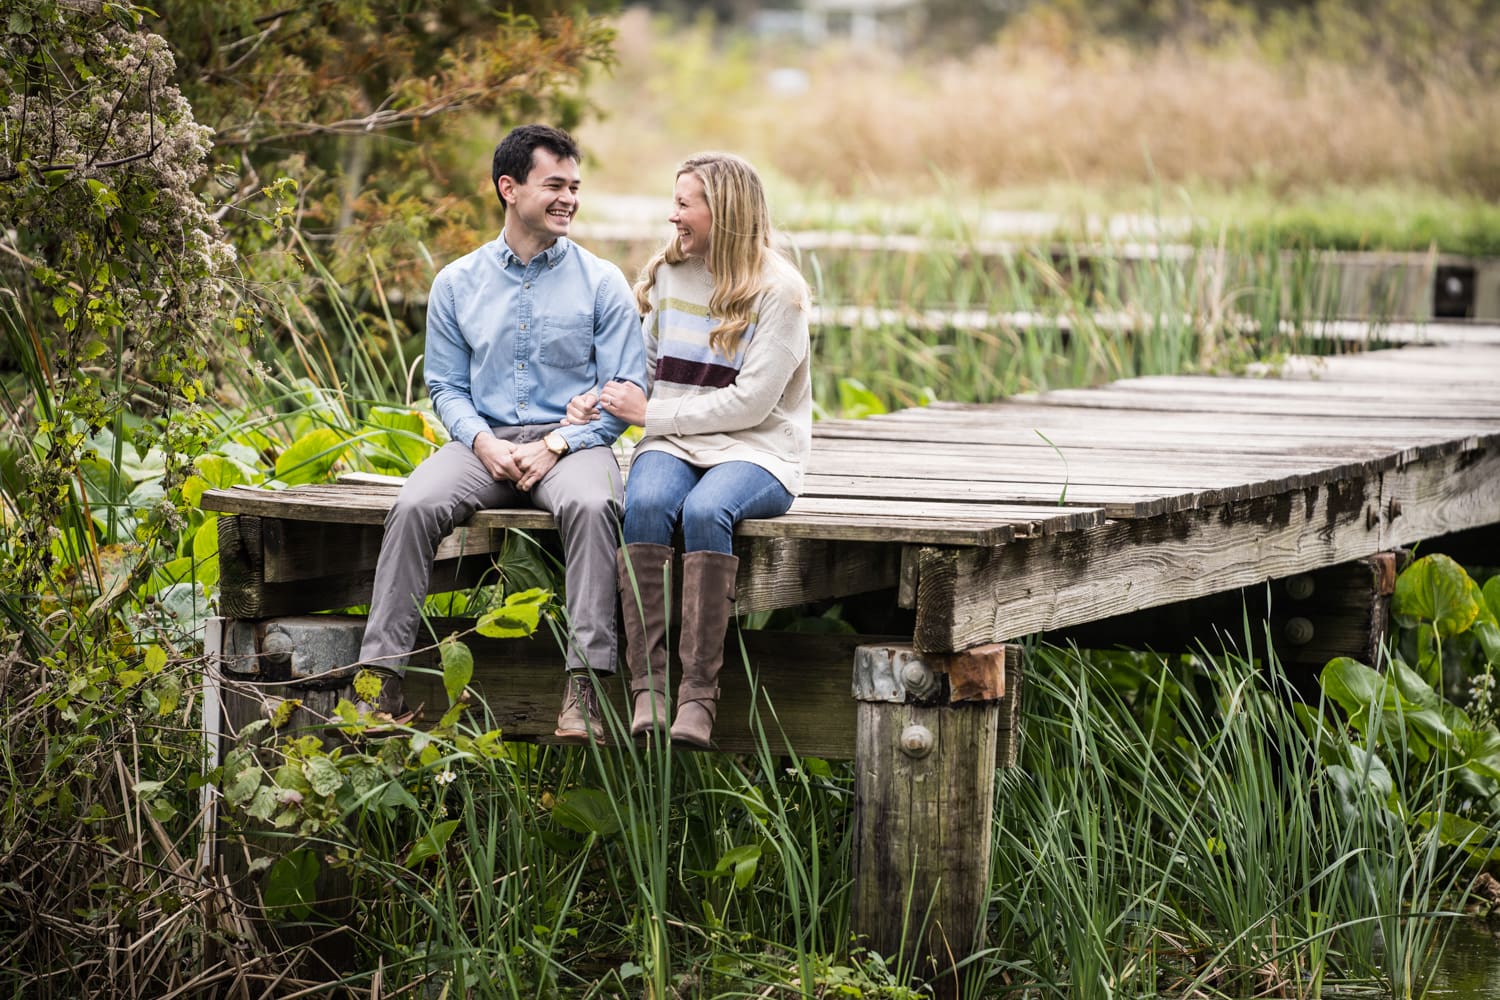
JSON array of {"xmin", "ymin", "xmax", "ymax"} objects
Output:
[{"xmin": 754, "ymin": 0, "xmax": 921, "ymax": 47}]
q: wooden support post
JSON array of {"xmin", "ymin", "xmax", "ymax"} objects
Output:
[{"xmin": 850, "ymin": 643, "xmax": 1019, "ymax": 999}]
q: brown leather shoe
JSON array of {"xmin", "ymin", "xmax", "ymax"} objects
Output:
[
  {"xmin": 555, "ymin": 670, "xmax": 607, "ymax": 745},
  {"xmin": 354, "ymin": 669, "xmax": 422, "ymax": 731}
]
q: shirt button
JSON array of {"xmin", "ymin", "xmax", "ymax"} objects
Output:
[
  {"xmin": 517, "ymin": 362, "xmax": 525, "ymax": 369},
  {"xmin": 525, "ymin": 283, "xmax": 531, "ymax": 289},
  {"xmin": 520, "ymin": 323, "xmax": 527, "ymax": 330},
  {"xmin": 519, "ymin": 402, "xmax": 527, "ymax": 409}
]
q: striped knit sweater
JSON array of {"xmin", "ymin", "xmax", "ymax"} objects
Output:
[{"xmin": 635, "ymin": 254, "xmax": 812, "ymax": 494}]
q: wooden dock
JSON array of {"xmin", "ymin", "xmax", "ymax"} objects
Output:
[{"xmin": 200, "ymin": 339, "xmax": 1500, "ymax": 993}]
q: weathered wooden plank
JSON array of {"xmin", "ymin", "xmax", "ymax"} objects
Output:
[
  {"xmin": 736, "ymin": 511, "xmax": 1012, "ymax": 545},
  {"xmin": 204, "ymin": 484, "xmax": 1079, "ymax": 547},
  {"xmin": 1032, "ymin": 387, "xmax": 1500, "ymax": 418},
  {"xmin": 788, "ymin": 495, "xmax": 1103, "ymax": 532},
  {"xmin": 1118, "ymin": 371, "xmax": 1500, "ymax": 396},
  {"xmin": 804, "ymin": 451, "xmax": 1367, "ymax": 509},
  {"xmin": 909, "ymin": 477, "xmax": 1385, "ymax": 651},
  {"xmin": 811, "ymin": 438, "xmax": 1396, "ymax": 482},
  {"xmin": 810, "ymin": 419, "xmax": 1484, "ymax": 465},
  {"xmin": 801, "ymin": 475, "xmax": 1184, "ymax": 519},
  {"xmin": 1380, "ymin": 446, "xmax": 1500, "ymax": 550},
  {"xmin": 204, "ymin": 483, "xmax": 558, "ymax": 529},
  {"xmin": 1273, "ymin": 347, "xmax": 1500, "ymax": 380},
  {"xmin": 888, "ymin": 402, "xmax": 1495, "ymax": 432}
]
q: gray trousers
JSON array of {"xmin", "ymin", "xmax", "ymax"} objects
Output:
[{"xmin": 358, "ymin": 426, "xmax": 623, "ymax": 675}]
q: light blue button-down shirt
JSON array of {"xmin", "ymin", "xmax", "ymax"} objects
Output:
[{"xmin": 424, "ymin": 233, "xmax": 646, "ymax": 451}]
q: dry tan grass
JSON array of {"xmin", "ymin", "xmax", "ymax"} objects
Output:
[{"xmin": 577, "ymin": 8, "xmax": 1500, "ymax": 199}]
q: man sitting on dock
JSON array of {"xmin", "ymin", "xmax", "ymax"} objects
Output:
[{"xmin": 356, "ymin": 123, "xmax": 646, "ymax": 742}]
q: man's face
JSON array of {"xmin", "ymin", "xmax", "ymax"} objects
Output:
[{"xmin": 500, "ymin": 147, "xmax": 580, "ymax": 244}]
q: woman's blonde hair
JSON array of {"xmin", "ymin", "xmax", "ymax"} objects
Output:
[{"xmin": 634, "ymin": 152, "xmax": 800, "ymax": 359}]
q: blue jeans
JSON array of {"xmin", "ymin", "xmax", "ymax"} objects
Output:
[{"xmin": 623, "ymin": 451, "xmax": 794, "ymax": 553}]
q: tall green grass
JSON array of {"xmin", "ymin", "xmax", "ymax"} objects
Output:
[
  {"xmin": 987, "ymin": 638, "xmax": 1471, "ymax": 999},
  {"xmin": 208, "ymin": 632, "xmax": 1477, "ymax": 998}
]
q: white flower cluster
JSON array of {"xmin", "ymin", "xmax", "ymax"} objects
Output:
[{"xmin": 2, "ymin": 15, "xmax": 238, "ymax": 368}]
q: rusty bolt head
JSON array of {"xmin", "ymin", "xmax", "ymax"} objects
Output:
[{"xmin": 900, "ymin": 724, "xmax": 934, "ymax": 758}]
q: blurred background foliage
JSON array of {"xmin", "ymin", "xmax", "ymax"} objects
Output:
[{"xmin": 579, "ymin": 0, "xmax": 1500, "ymax": 253}]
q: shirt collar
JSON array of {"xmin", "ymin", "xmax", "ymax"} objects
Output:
[{"xmin": 495, "ymin": 233, "xmax": 573, "ymax": 269}]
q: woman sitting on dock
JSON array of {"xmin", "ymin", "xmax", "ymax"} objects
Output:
[{"xmin": 567, "ymin": 152, "xmax": 812, "ymax": 747}]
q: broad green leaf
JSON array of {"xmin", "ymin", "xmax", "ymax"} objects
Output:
[
  {"xmin": 1320, "ymin": 657, "xmax": 1385, "ymax": 718},
  {"xmin": 265, "ymin": 849, "xmax": 319, "ymax": 919},
  {"xmin": 552, "ymin": 787, "xmax": 622, "ymax": 837},
  {"xmin": 246, "ymin": 786, "xmax": 279, "ymax": 821},
  {"xmin": 153, "ymin": 675, "xmax": 181, "ymax": 717},
  {"xmin": 1393, "ymin": 553, "xmax": 1480, "ymax": 637},
  {"xmin": 1416, "ymin": 811, "xmax": 1500, "ymax": 868},
  {"xmin": 441, "ymin": 638, "xmax": 474, "ymax": 705},
  {"xmin": 191, "ymin": 515, "xmax": 219, "ymax": 577},
  {"xmin": 477, "ymin": 588, "xmax": 551, "ymax": 638},
  {"xmin": 274, "ymin": 428, "xmax": 348, "ymax": 486},
  {"xmin": 1320, "ymin": 656, "xmax": 1451, "ymax": 756},
  {"xmin": 1476, "ymin": 620, "xmax": 1500, "ymax": 665},
  {"xmin": 366, "ymin": 407, "xmax": 436, "ymax": 474},
  {"xmin": 1459, "ymin": 726, "xmax": 1500, "ymax": 782},
  {"xmin": 1483, "ymin": 575, "xmax": 1500, "ymax": 621},
  {"xmin": 722, "ymin": 844, "xmax": 762, "ymax": 890},
  {"xmin": 194, "ymin": 453, "xmax": 252, "ymax": 490},
  {"xmin": 143, "ymin": 645, "xmax": 167, "ymax": 675},
  {"xmin": 693, "ymin": 843, "xmax": 765, "ymax": 889},
  {"xmin": 223, "ymin": 767, "xmax": 262, "ymax": 803},
  {"xmin": 1389, "ymin": 656, "xmax": 1445, "ymax": 711},
  {"xmin": 303, "ymin": 756, "xmax": 343, "ymax": 797},
  {"xmin": 1476, "ymin": 575, "xmax": 1500, "ymax": 662},
  {"xmin": 405, "ymin": 819, "xmax": 460, "ymax": 866}
]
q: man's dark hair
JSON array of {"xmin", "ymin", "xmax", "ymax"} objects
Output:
[{"xmin": 492, "ymin": 124, "xmax": 580, "ymax": 207}]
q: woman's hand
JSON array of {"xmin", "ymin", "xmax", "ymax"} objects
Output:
[
  {"xmin": 563, "ymin": 390, "xmax": 601, "ymax": 425},
  {"xmin": 598, "ymin": 379, "xmax": 647, "ymax": 426}
]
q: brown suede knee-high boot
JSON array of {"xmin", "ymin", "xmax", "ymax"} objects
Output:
[
  {"xmin": 671, "ymin": 550, "xmax": 739, "ymax": 749},
  {"xmin": 617, "ymin": 542, "xmax": 674, "ymax": 738}
]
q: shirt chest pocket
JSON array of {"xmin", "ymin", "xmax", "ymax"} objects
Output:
[{"xmin": 540, "ymin": 313, "xmax": 593, "ymax": 371}]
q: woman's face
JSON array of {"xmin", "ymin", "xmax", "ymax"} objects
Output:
[{"xmin": 669, "ymin": 171, "xmax": 712, "ymax": 258}]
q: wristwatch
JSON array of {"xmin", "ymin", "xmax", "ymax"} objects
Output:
[{"xmin": 543, "ymin": 430, "xmax": 570, "ymax": 456}]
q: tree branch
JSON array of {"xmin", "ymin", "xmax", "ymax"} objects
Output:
[{"xmin": 0, "ymin": 141, "xmax": 165, "ymax": 184}]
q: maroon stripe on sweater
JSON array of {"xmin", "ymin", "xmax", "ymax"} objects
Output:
[{"xmin": 656, "ymin": 356, "xmax": 739, "ymax": 389}]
